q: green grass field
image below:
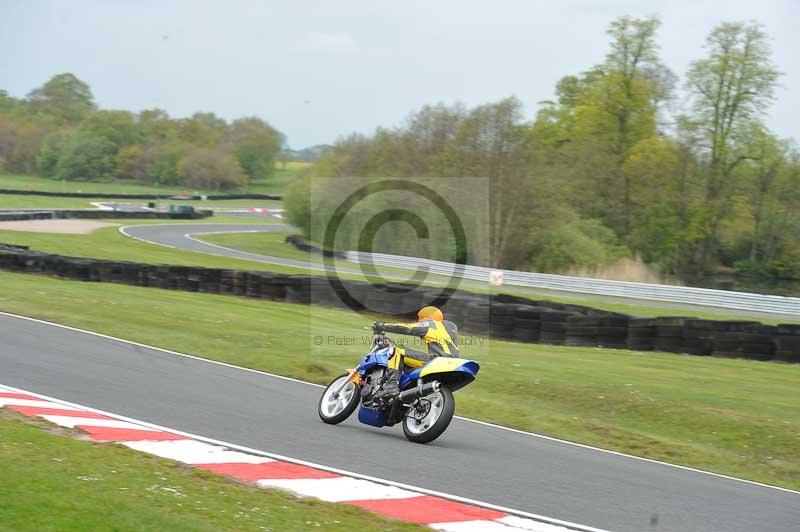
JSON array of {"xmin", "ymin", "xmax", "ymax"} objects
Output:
[
  {"xmin": 0, "ymin": 411, "xmax": 421, "ymax": 531},
  {"xmin": 0, "ymin": 167, "xmax": 307, "ymax": 196},
  {"xmin": 1, "ymin": 271, "xmax": 798, "ymax": 491}
]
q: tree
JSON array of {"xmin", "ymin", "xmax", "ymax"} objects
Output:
[
  {"xmin": 137, "ymin": 142, "xmax": 189, "ymax": 185},
  {"xmin": 79, "ymin": 110, "xmax": 141, "ymax": 149},
  {"xmin": 26, "ymin": 73, "xmax": 96, "ymax": 123},
  {"xmin": 230, "ymin": 116, "xmax": 281, "ymax": 180},
  {"xmin": 179, "ymin": 148, "xmax": 247, "ymax": 190},
  {"xmin": 138, "ymin": 109, "xmax": 176, "ymax": 142},
  {"xmin": 177, "ymin": 112, "xmax": 228, "ymax": 146},
  {"xmin": 114, "ymin": 144, "xmax": 143, "ymax": 180},
  {"xmin": 54, "ymin": 132, "xmax": 117, "ymax": 181},
  {"xmin": 685, "ymin": 21, "xmax": 781, "ymax": 271},
  {"xmin": 36, "ymin": 130, "xmax": 71, "ymax": 177}
]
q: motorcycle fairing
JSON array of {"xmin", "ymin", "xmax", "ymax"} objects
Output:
[{"xmin": 357, "ymin": 347, "xmax": 392, "ymax": 374}]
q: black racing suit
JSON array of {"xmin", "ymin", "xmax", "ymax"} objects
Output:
[{"xmin": 373, "ymin": 319, "xmax": 459, "ymax": 398}]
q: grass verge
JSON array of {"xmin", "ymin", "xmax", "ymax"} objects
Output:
[
  {"xmin": 1, "ymin": 271, "xmax": 798, "ymax": 491},
  {"xmin": 0, "ymin": 169, "xmax": 305, "ymax": 196},
  {"xmin": 0, "ymin": 411, "xmax": 421, "ymax": 531}
]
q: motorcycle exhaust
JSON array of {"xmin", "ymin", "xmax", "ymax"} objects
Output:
[{"xmin": 398, "ymin": 381, "xmax": 440, "ymax": 403}]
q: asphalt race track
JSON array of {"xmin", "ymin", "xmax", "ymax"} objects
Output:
[
  {"xmin": 1, "ymin": 313, "xmax": 797, "ymax": 532},
  {"xmin": 121, "ymin": 223, "xmax": 335, "ymax": 272}
]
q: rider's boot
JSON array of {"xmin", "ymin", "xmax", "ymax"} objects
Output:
[{"xmin": 374, "ymin": 369, "xmax": 401, "ymax": 400}]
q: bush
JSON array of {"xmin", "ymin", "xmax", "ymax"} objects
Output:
[
  {"xmin": 178, "ymin": 148, "xmax": 247, "ymax": 190},
  {"xmin": 53, "ymin": 132, "xmax": 117, "ymax": 181},
  {"xmin": 36, "ymin": 130, "xmax": 71, "ymax": 177}
]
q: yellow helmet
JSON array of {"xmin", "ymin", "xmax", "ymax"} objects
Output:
[{"xmin": 417, "ymin": 306, "xmax": 444, "ymax": 322}]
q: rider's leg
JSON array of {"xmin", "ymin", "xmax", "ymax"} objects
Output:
[{"xmin": 376, "ymin": 347, "xmax": 431, "ymax": 400}]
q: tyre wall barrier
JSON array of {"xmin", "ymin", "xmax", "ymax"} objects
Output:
[
  {"xmin": 0, "ymin": 243, "xmax": 797, "ymax": 364},
  {"xmin": 0, "ymin": 188, "xmax": 282, "ymax": 201},
  {"xmin": 284, "ymin": 235, "xmax": 347, "ymax": 260}
]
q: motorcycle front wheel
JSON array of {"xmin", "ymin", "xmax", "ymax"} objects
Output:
[
  {"xmin": 402, "ymin": 386, "xmax": 455, "ymax": 444},
  {"xmin": 318, "ymin": 373, "xmax": 360, "ymax": 424}
]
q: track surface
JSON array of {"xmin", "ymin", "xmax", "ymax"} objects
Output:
[{"xmin": 1, "ymin": 313, "xmax": 797, "ymax": 532}]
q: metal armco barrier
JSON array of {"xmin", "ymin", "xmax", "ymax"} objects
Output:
[{"xmin": 345, "ymin": 252, "xmax": 800, "ymax": 316}]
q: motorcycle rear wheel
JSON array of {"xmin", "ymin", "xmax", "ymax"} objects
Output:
[
  {"xmin": 402, "ymin": 386, "xmax": 455, "ymax": 444},
  {"xmin": 318, "ymin": 373, "xmax": 360, "ymax": 424}
]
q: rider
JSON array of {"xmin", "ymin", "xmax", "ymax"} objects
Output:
[{"xmin": 372, "ymin": 305, "xmax": 459, "ymax": 399}]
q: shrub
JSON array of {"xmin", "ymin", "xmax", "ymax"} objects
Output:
[{"xmin": 179, "ymin": 148, "xmax": 247, "ymax": 190}]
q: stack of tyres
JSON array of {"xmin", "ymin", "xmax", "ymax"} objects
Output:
[
  {"xmin": 363, "ymin": 284, "xmax": 397, "ymax": 315},
  {"xmin": 91, "ymin": 261, "xmax": 116, "ymax": 283},
  {"xmin": 198, "ymin": 268, "xmax": 222, "ymax": 293},
  {"xmin": 257, "ymin": 274, "xmax": 287, "ymax": 301},
  {"xmin": 285, "ymin": 276, "xmax": 312, "ymax": 304},
  {"xmin": 539, "ymin": 311, "xmax": 574, "ymax": 345},
  {"xmin": 422, "ymin": 288, "xmax": 453, "ymax": 310},
  {"xmin": 386, "ymin": 283, "xmax": 425, "ymax": 318},
  {"xmin": 166, "ymin": 265, "xmax": 192, "ymax": 290},
  {"xmin": 183, "ymin": 268, "xmax": 201, "ymax": 292},
  {"xmin": 309, "ymin": 277, "xmax": 338, "ymax": 307},
  {"xmin": 495, "ymin": 293, "xmax": 540, "ymax": 306},
  {"xmin": 774, "ymin": 324, "xmax": 800, "ymax": 363},
  {"xmin": 711, "ymin": 322, "xmax": 775, "ymax": 361},
  {"xmin": 627, "ymin": 318, "xmax": 657, "ymax": 351},
  {"xmin": 441, "ymin": 293, "xmax": 482, "ymax": 326},
  {"xmin": 596, "ymin": 315, "xmax": 631, "ymax": 349},
  {"xmin": 683, "ymin": 319, "xmax": 716, "ymax": 356},
  {"xmin": 105, "ymin": 260, "xmax": 139, "ymax": 286},
  {"xmin": 488, "ymin": 302, "xmax": 516, "ymax": 340},
  {"xmin": 512, "ymin": 305, "xmax": 545, "ymax": 343},
  {"xmin": 462, "ymin": 300, "xmax": 491, "ymax": 336},
  {"xmin": 565, "ymin": 315, "xmax": 601, "ymax": 347},
  {"xmin": 335, "ymin": 280, "xmax": 367, "ymax": 311},
  {"xmin": 219, "ymin": 270, "xmax": 237, "ymax": 294},
  {"xmin": 242, "ymin": 272, "xmax": 262, "ymax": 298},
  {"xmin": 653, "ymin": 317, "xmax": 686, "ymax": 353}
]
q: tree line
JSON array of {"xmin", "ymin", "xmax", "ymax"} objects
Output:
[
  {"xmin": 289, "ymin": 18, "xmax": 799, "ymax": 282},
  {"xmin": 0, "ymin": 74, "xmax": 283, "ymax": 190}
]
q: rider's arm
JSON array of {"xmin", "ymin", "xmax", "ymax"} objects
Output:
[{"xmin": 374, "ymin": 321, "xmax": 430, "ymax": 338}]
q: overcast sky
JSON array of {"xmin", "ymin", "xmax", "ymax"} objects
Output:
[{"xmin": 2, "ymin": 1, "xmax": 798, "ymax": 148}]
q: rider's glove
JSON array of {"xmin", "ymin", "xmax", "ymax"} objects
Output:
[{"xmin": 372, "ymin": 321, "xmax": 385, "ymax": 333}]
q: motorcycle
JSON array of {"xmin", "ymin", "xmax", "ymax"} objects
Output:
[{"xmin": 317, "ymin": 330, "xmax": 480, "ymax": 443}]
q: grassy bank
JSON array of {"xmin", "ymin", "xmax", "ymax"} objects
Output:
[
  {"xmin": 0, "ymin": 168, "xmax": 305, "ymax": 196},
  {"xmin": 0, "ymin": 411, "xmax": 420, "ymax": 531},
  {"xmin": 1, "ymin": 271, "xmax": 798, "ymax": 490}
]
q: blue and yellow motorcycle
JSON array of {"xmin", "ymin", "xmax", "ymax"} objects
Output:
[{"xmin": 318, "ymin": 330, "xmax": 480, "ymax": 443}]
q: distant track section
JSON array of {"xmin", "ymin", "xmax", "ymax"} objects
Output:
[{"xmin": 346, "ymin": 252, "xmax": 800, "ymax": 316}]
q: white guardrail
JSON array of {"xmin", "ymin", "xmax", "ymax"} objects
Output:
[{"xmin": 345, "ymin": 251, "xmax": 800, "ymax": 316}]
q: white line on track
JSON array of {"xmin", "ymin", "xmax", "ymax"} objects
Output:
[{"xmin": 1, "ymin": 309, "xmax": 798, "ymax": 498}]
